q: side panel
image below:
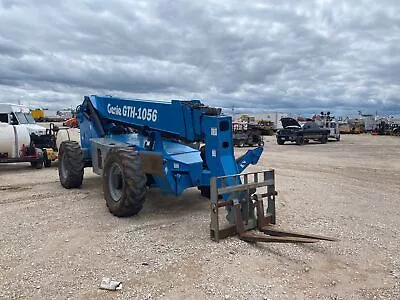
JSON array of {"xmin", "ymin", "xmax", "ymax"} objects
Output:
[
  {"xmin": 90, "ymin": 138, "xmax": 164, "ymax": 177},
  {"xmin": 202, "ymin": 115, "xmax": 238, "ymax": 177},
  {"xmin": 90, "ymin": 138, "xmax": 130, "ymax": 175}
]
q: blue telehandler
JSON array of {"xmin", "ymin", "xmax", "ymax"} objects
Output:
[{"xmin": 58, "ymin": 95, "xmax": 335, "ymax": 243}]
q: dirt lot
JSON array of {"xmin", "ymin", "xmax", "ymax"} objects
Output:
[{"xmin": 0, "ymin": 134, "xmax": 399, "ymax": 299}]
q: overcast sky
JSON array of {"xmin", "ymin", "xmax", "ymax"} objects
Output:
[{"xmin": 0, "ymin": 0, "xmax": 399, "ymax": 115}]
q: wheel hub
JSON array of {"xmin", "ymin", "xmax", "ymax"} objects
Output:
[{"xmin": 108, "ymin": 163, "xmax": 124, "ymax": 202}]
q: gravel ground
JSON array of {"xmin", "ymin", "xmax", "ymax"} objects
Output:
[{"xmin": 0, "ymin": 134, "xmax": 399, "ymax": 299}]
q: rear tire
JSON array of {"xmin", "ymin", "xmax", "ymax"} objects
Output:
[
  {"xmin": 30, "ymin": 149, "xmax": 43, "ymax": 169},
  {"xmin": 277, "ymin": 138, "xmax": 285, "ymax": 145},
  {"xmin": 59, "ymin": 141, "xmax": 84, "ymax": 188},
  {"xmin": 43, "ymin": 151, "xmax": 52, "ymax": 168},
  {"xmin": 30, "ymin": 161, "xmax": 43, "ymax": 169},
  {"xmin": 103, "ymin": 148, "xmax": 147, "ymax": 217}
]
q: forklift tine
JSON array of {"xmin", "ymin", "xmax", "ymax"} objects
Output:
[
  {"xmin": 239, "ymin": 232, "xmax": 318, "ymax": 243},
  {"xmin": 259, "ymin": 226, "xmax": 338, "ymax": 242},
  {"xmin": 210, "ymin": 171, "xmax": 337, "ymax": 244}
]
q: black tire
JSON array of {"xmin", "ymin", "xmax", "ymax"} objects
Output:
[
  {"xmin": 336, "ymin": 135, "xmax": 341, "ymax": 141},
  {"xmin": 304, "ymin": 139, "xmax": 309, "ymax": 144},
  {"xmin": 296, "ymin": 135, "xmax": 304, "ymax": 145},
  {"xmin": 103, "ymin": 148, "xmax": 147, "ymax": 217},
  {"xmin": 320, "ymin": 135, "xmax": 328, "ymax": 144},
  {"xmin": 59, "ymin": 141, "xmax": 84, "ymax": 189},
  {"xmin": 30, "ymin": 161, "xmax": 43, "ymax": 169},
  {"xmin": 30, "ymin": 148, "xmax": 43, "ymax": 169},
  {"xmin": 277, "ymin": 138, "xmax": 285, "ymax": 145},
  {"xmin": 198, "ymin": 186, "xmax": 211, "ymax": 198},
  {"xmin": 198, "ymin": 186, "xmax": 223, "ymax": 200},
  {"xmin": 200, "ymin": 145, "xmax": 207, "ymax": 168},
  {"xmin": 43, "ymin": 151, "xmax": 52, "ymax": 168}
]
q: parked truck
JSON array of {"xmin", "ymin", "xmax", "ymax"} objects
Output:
[
  {"xmin": 0, "ymin": 103, "xmax": 72, "ymax": 168},
  {"xmin": 313, "ymin": 112, "xmax": 341, "ymax": 141},
  {"xmin": 232, "ymin": 121, "xmax": 264, "ymax": 147},
  {"xmin": 276, "ymin": 117, "xmax": 330, "ymax": 145}
]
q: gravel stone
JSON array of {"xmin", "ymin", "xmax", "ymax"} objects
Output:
[{"xmin": 0, "ymin": 134, "xmax": 399, "ymax": 299}]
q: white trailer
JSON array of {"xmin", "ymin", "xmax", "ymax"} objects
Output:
[
  {"xmin": 0, "ymin": 103, "xmax": 75, "ymax": 168},
  {"xmin": 0, "ymin": 103, "xmax": 46, "ymax": 167}
]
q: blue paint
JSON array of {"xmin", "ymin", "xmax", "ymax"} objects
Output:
[{"xmin": 77, "ymin": 95, "xmax": 263, "ymax": 197}]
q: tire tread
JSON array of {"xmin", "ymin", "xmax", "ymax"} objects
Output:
[
  {"xmin": 59, "ymin": 141, "xmax": 84, "ymax": 188},
  {"xmin": 104, "ymin": 148, "xmax": 147, "ymax": 217}
]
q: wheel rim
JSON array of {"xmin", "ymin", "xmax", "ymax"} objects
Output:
[{"xmin": 108, "ymin": 163, "xmax": 124, "ymax": 202}]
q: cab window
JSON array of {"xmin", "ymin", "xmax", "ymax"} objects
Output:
[
  {"xmin": 14, "ymin": 112, "xmax": 28, "ymax": 124},
  {"xmin": 303, "ymin": 122, "xmax": 314, "ymax": 129},
  {"xmin": 309, "ymin": 122, "xmax": 319, "ymax": 129},
  {"xmin": 10, "ymin": 113, "xmax": 19, "ymax": 125},
  {"xmin": 0, "ymin": 113, "xmax": 8, "ymax": 123}
]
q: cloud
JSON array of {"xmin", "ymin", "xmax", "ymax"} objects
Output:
[{"xmin": 0, "ymin": 0, "xmax": 399, "ymax": 115}]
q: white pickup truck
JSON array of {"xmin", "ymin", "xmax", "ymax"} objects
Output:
[
  {"xmin": 0, "ymin": 103, "xmax": 62, "ymax": 168},
  {"xmin": 0, "ymin": 103, "xmax": 48, "ymax": 134}
]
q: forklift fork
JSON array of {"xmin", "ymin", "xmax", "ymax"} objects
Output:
[{"xmin": 210, "ymin": 170, "xmax": 337, "ymax": 243}]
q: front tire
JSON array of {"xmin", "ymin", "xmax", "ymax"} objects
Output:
[
  {"xmin": 59, "ymin": 141, "xmax": 84, "ymax": 188},
  {"xmin": 277, "ymin": 138, "xmax": 285, "ymax": 145},
  {"xmin": 296, "ymin": 135, "xmax": 304, "ymax": 145},
  {"xmin": 103, "ymin": 148, "xmax": 147, "ymax": 217},
  {"xmin": 320, "ymin": 135, "xmax": 328, "ymax": 144},
  {"xmin": 198, "ymin": 186, "xmax": 211, "ymax": 198}
]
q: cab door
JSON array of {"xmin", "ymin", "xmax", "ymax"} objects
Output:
[{"xmin": 304, "ymin": 122, "xmax": 321, "ymax": 139}]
